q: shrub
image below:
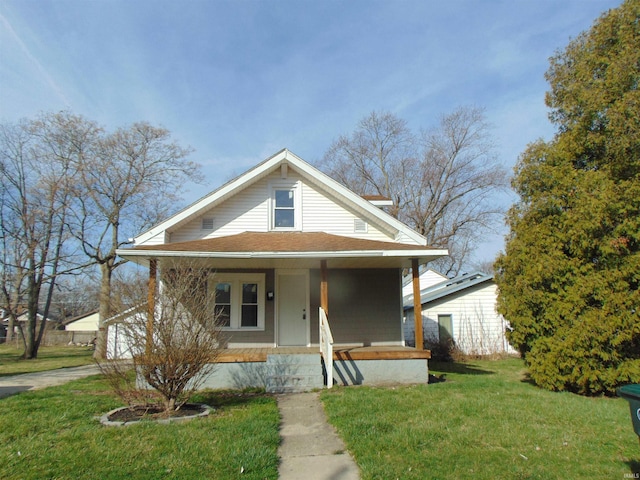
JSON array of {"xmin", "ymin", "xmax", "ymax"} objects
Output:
[{"xmin": 98, "ymin": 259, "xmax": 224, "ymax": 413}]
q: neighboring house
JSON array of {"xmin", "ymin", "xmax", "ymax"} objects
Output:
[
  {"xmin": 402, "ymin": 268, "xmax": 448, "ymax": 299},
  {"xmin": 114, "ymin": 149, "xmax": 448, "ymax": 391},
  {"xmin": 62, "ymin": 310, "xmax": 99, "ymax": 344},
  {"xmin": 105, "ymin": 306, "xmax": 142, "ymax": 360},
  {"xmin": 403, "ymin": 272, "xmax": 517, "ymax": 355},
  {"xmin": 63, "ymin": 310, "xmax": 99, "ymax": 332},
  {"xmin": 3, "ymin": 312, "xmax": 57, "ymax": 338}
]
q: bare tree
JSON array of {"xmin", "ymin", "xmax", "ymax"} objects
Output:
[
  {"xmin": 0, "ymin": 114, "xmax": 93, "ymax": 357},
  {"xmin": 99, "ymin": 260, "xmax": 223, "ymax": 414},
  {"xmin": 65, "ymin": 119, "xmax": 200, "ymax": 359},
  {"xmin": 0, "ymin": 113, "xmax": 200, "ymax": 358},
  {"xmin": 50, "ymin": 274, "xmax": 101, "ymax": 321},
  {"xmin": 321, "ymin": 107, "xmax": 509, "ymax": 274}
]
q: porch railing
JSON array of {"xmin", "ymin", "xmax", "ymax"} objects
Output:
[{"xmin": 319, "ymin": 307, "xmax": 334, "ymax": 389}]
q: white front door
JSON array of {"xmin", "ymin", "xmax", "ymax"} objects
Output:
[{"xmin": 277, "ymin": 270, "xmax": 309, "ymax": 346}]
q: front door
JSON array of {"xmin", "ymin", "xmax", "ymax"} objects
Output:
[{"xmin": 277, "ymin": 270, "xmax": 309, "ymax": 346}]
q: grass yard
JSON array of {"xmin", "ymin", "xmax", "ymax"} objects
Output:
[
  {"xmin": 321, "ymin": 358, "xmax": 640, "ymax": 480},
  {"xmin": 0, "ymin": 375, "xmax": 280, "ymax": 480},
  {"xmin": 0, "ymin": 345, "xmax": 95, "ymax": 376}
]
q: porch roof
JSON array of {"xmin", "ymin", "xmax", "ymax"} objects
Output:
[{"xmin": 116, "ymin": 231, "xmax": 447, "ymax": 269}]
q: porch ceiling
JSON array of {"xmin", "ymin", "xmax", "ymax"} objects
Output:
[{"xmin": 116, "ymin": 231, "xmax": 448, "ymax": 269}]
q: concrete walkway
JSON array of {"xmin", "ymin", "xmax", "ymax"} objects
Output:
[
  {"xmin": 0, "ymin": 364, "xmax": 101, "ymax": 399},
  {"xmin": 277, "ymin": 392, "xmax": 360, "ymax": 480}
]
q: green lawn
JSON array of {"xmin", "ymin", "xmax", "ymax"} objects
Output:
[
  {"xmin": 0, "ymin": 345, "xmax": 95, "ymax": 376},
  {"xmin": 2, "ymin": 356, "xmax": 638, "ymax": 479},
  {"xmin": 321, "ymin": 358, "xmax": 640, "ymax": 480},
  {"xmin": 0, "ymin": 376, "xmax": 280, "ymax": 480}
]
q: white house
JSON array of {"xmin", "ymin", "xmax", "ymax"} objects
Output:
[
  {"xmin": 114, "ymin": 149, "xmax": 448, "ymax": 391},
  {"xmin": 62, "ymin": 310, "xmax": 99, "ymax": 345},
  {"xmin": 404, "ymin": 272, "xmax": 517, "ymax": 355},
  {"xmin": 402, "ymin": 268, "xmax": 448, "ymax": 299},
  {"xmin": 63, "ymin": 310, "xmax": 99, "ymax": 333},
  {"xmin": 105, "ymin": 307, "xmax": 140, "ymax": 360}
]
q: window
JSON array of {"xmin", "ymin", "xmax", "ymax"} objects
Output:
[
  {"xmin": 438, "ymin": 314, "xmax": 453, "ymax": 343},
  {"xmin": 270, "ymin": 182, "xmax": 301, "ymax": 230},
  {"xmin": 241, "ymin": 283, "xmax": 259, "ymax": 327},
  {"xmin": 209, "ymin": 274, "xmax": 265, "ymax": 330},
  {"xmin": 213, "ymin": 282, "xmax": 231, "ymax": 327},
  {"xmin": 274, "ymin": 189, "xmax": 295, "ymax": 228}
]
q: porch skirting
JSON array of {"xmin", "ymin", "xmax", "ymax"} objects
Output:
[{"xmin": 199, "ymin": 346, "xmax": 430, "ymax": 390}]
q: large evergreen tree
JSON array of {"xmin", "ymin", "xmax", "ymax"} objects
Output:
[{"xmin": 495, "ymin": 0, "xmax": 640, "ymax": 395}]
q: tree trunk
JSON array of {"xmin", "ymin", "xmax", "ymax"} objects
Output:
[
  {"xmin": 94, "ymin": 262, "xmax": 113, "ymax": 359},
  {"xmin": 6, "ymin": 314, "xmax": 15, "ymax": 343},
  {"xmin": 23, "ymin": 277, "xmax": 38, "ymax": 359}
]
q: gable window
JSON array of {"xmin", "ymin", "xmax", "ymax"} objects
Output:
[
  {"xmin": 274, "ymin": 189, "xmax": 295, "ymax": 227},
  {"xmin": 209, "ymin": 273, "xmax": 265, "ymax": 330},
  {"xmin": 270, "ymin": 182, "xmax": 301, "ymax": 230}
]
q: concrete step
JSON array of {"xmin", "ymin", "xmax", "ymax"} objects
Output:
[
  {"xmin": 267, "ymin": 374, "xmax": 324, "ymax": 393},
  {"xmin": 265, "ymin": 354, "xmax": 324, "ymax": 393},
  {"xmin": 266, "ymin": 353, "xmax": 322, "ymax": 365}
]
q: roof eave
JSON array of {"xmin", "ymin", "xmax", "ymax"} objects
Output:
[{"xmin": 117, "ymin": 248, "xmax": 448, "ymax": 260}]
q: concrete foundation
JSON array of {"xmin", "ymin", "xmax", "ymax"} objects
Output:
[
  {"xmin": 331, "ymin": 358, "xmax": 428, "ymax": 386},
  {"xmin": 198, "ymin": 357, "xmax": 429, "ymax": 389}
]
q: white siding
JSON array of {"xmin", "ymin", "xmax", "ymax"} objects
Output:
[
  {"xmin": 402, "ymin": 269, "xmax": 448, "ymax": 297},
  {"xmin": 138, "ymin": 230, "xmax": 169, "ymax": 246},
  {"xmin": 300, "ymin": 180, "xmax": 392, "ymax": 241},
  {"xmin": 169, "ymin": 169, "xmax": 398, "ymax": 243},
  {"xmin": 171, "ymin": 178, "xmax": 270, "ymax": 242},
  {"xmin": 404, "ymin": 282, "xmax": 517, "ymax": 355},
  {"xmin": 65, "ymin": 312, "xmax": 99, "ymax": 332},
  {"xmin": 107, "ymin": 323, "xmax": 133, "ymax": 359}
]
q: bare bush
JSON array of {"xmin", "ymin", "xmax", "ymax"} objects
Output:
[
  {"xmin": 98, "ymin": 260, "xmax": 223, "ymax": 414},
  {"xmin": 455, "ymin": 305, "xmax": 507, "ymax": 357}
]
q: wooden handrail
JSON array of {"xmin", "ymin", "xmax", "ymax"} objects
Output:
[{"xmin": 319, "ymin": 307, "xmax": 334, "ymax": 388}]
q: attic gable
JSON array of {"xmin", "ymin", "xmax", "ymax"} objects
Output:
[{"xmin": 133, "ymin": 149, "xmax": 427, "ymax": 246}]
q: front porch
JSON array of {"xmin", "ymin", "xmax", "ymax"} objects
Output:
[
  {"xmin": 203, "ymin": 345, "xmax": 431, "ymax": 392},
  {"xmin": 218, "ymin": 345, "xmax": 431, "ymax": 363}
]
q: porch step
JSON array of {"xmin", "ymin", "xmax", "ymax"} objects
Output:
[{"xmin": 265, "ymin": 354, "xmax": 324, "ymax": 394}]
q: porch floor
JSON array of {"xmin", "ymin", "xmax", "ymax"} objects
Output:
[{"xmin": 217, "ymin": 346, "xmax": 431, "ymax": 363}]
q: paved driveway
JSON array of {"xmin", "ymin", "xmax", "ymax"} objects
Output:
[{"xmin": 0, "ymin": 365, "xmax": 101, "ymax": 399}]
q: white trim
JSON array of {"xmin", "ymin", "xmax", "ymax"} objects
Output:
[
  {"xmin": 269, "ymin": 180, "xmax": 302, "ymax": 231},
  {"xmin": 208, "ymin": 273, "xmax": 266, "ymax": 331},
  {"xmin": 369, "ymin": 199, "xmax": 393, "ymax": 207},
  {"xmin": 118, "ymin": 248, "xmax": 449, "ymax": 260}
]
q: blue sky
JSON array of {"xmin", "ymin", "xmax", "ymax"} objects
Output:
[{"xmin": 0, "ymin": 0, "xmax": 622, "ymax": 265}]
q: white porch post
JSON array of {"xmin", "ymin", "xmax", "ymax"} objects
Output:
[
  {"xmin": 146, "ymin": 258, "xmax": 157, "ymax": 356},
  {"xmin": 412, "ymin": 258, "xmax": 423, "ymax": 351}
]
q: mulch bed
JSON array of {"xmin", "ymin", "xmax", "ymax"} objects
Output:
[{"xmin": 106, "ymin": 403, "xmax": 209, "ymax": 422}]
